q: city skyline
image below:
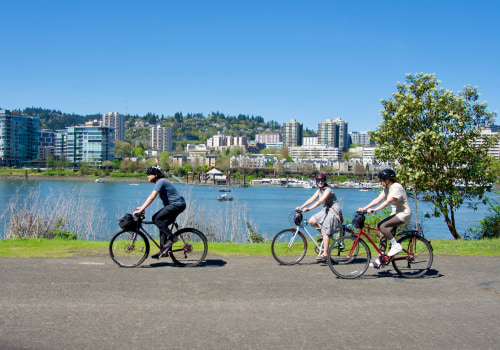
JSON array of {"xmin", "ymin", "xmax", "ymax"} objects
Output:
[{"xmin": 2, "ymin": 1, "xmax": 499, "ymax": 132}]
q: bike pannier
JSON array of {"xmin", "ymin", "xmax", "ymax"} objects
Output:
[
  {"xmin": 352, "ymin": 211, "xmax": 365, "ymax": 229},
  {"xmin": 119, "ymin": 213, "xmax": 138, "ymax": 231}
]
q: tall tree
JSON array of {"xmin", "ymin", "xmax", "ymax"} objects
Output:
[{"xmin": 371, "ymin": 73, "xmax": 497, "ymax": 239}]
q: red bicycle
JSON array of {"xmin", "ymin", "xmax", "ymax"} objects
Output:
[{"xmin": 327, "ymin": 211, "xmax": 433, "ymax": 279}]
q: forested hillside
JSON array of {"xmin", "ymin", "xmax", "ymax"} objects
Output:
[{"xmin": 15, "ymin": 107, "xmax": 316, "ymax": 145}]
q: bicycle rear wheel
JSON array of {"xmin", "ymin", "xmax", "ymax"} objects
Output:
[
  {"xmin": 169, "ymin": 228, "xmax": 208, "ymax": 267},
  {"xmin": 392, "ymin": 235, "xmax": 433, "ymax": 278},
  {"xmin": 271, "ymin": 228, "xmax": 307, "ymax": 265},
  {"xmin": 109, "ymin": 230, "xmax": 149, "ymax": 267},
  {"xmin": 328, "ymin": 236, "xmax": 370, "ymax": 279}
]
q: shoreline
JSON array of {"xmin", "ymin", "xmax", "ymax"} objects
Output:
[{"xmin": 1, "ymin": 173, "xmax": 499, "ymax": 190}]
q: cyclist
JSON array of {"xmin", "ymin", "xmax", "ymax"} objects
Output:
[
  {"xmin": 296, "ymin": 173, "xmax": 343, "ymax": 261},
  {"xmin": 359, "ymin": 168, "xmax": 411, "ymax": 268},
  {"xmin": 133, "ymin": 165, "xmax": 186, "ymax": 259}
]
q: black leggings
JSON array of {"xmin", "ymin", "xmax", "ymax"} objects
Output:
[
  {"xmin": 152, "ymin": 204, "xmax": 186, "ymax": 246},
  {"xmin": 376, "ymin": 214, "xmax": 404, "ymax": 253}
]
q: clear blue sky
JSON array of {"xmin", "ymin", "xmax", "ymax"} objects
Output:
[{"xmin": 1, "ymin": 0, "xmax": 499, "ymax": 132}]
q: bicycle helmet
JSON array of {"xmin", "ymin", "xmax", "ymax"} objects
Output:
[
  {"xmin": 315, "ymin": 173, "xmax": 327, "ymax": 181},
  {"xmin": 377, "ymin": 169, "xmax": 396, "ymax": 180},
  {"xmin": 146, "ymin": 165, "xmax": 163, "ymax": 176},
  {"xmin": 293, "ymin": 211, "xmax": 303, "ymax": 226}
]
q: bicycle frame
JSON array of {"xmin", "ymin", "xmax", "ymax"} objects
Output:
[
  {"xmin": 130, "ymin": 220, "xmax": 185, "ymax": 255},
  {"xmin": 292, "ymin": 220, "xmax": 342, "ymax": 257},
  {"xmin": 348, "ymin": 226, "xmax": 418, "ymax": 263}
]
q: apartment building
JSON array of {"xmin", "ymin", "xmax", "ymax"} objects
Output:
[
  {"xmin": 282, "ymin": 119, "xmax": 303, "ymax": 147},
  {"xmin": 151, "ymin": 125, "xmax": 173, "ymax": 154},
  {"xmin": 0, "ymin": 109, "xmax": 40, "ymax": 166},
  {"xmin": 317, "ymin": 118, "xmax": 348, "ymax": 150},
  {"xmin": 56, "ymin": 125, "xmax": 115, "ymax": 166},
  {"xmin": 101, "ymin": 112, "xmax": 125, "ymax": 141}
]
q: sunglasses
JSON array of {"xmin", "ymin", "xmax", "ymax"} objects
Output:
[{"xmin": 316, "ymin": 179, "xmax": 325, "ymax": 183}]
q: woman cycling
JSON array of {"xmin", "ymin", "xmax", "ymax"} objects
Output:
[
  {"xmin": 360, "ymin": 168, "xmax": 411, "ymax": 268},
  {"xmin": 296, "ymin": 173, "xmax": 343, "ymax": 261},
  {"xmin": 133, "ymin": 165, "xmax": 186, "ymax": 259}
]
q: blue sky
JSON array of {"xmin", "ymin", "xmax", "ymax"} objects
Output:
[{"xmin": 1, "ymin": 0, "xmax": 499, "ymax": 132}]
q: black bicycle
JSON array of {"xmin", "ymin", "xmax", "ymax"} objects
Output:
[{"xmin": 109, "ymin": 213, "xmax": 208, "ymax": 268}]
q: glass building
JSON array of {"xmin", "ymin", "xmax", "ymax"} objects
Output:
[
  {"xmin": 56, "ymin": 125, "xmax": 115, "ymax": 166},
  {"xmin": 0, "ymin": 109, "xmax": 40, "ymax": 166}
]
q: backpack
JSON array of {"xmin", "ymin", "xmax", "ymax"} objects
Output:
[
  {"xmin": 352, "ymin": 211, "xmax": 365, "ymax": 229},
  {"xmin": 119, "ymin": 213, "xmax": 138, "ymax": 231}
]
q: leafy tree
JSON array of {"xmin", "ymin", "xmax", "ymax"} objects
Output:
[
  {"xmin": 371, "ymin": 73, "xmax": 497, "ymax": 239},
  {"xmin": 159, "ymin": 151, "xmax": 170, "ymax": 171}
]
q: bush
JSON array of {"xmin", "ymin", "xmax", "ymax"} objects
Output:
[{"xmin": 466, "ymin": 194, "xmax": 500, "ymax": 239}]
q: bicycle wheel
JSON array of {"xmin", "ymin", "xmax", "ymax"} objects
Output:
[
  {"xmin": 392, "ymin": 235, "xmax": 433, "ymax": 278},
  {"xmin": 271, "ymin": 228, "xmax": 307, "ymax": 265},
  {"xmin": 109, "ymin": 230, "xmax": 149, "ymax": 267},
  {"xmin": 328, "ymin": 235, "xmax": 370, "ymax": 279},
  {"xmin": 169, "ymin": 228, "xmax": 208, "ymax": 267}
]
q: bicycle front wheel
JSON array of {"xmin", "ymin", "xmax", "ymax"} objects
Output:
[
  {"xmin": 169, "ymin": 228, "xmax": 208, "ymax": 267},
  {"xmin": 109, "ymin": 230, "xmax": 149, "ymax": 267},
  {"xmin": 271, "ymin": 228, "xmax": 307, "ymax": 265},
  {"xmin": 328, "ymin": 235, "xmax": 370, "ymax": 279},
  {"xmin": 392, "ymin": 235, "xmax": 433, "ymax": 278}
]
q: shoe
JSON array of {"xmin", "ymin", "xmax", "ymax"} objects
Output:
[
  {"xmin": 316, "ymin": 255, "xmax": 327, "ymax": 261},
  {"xmin": 370, "ymin": 260, "xmax": 382, "ymax": 269},
  {"xmin": 151, "ymin": 252, "xmax": 167, "ymax": 259},
  {"xmin": 388, "ymin": 243, "xmax": 403, "ymax": 257},
  {"xmin": 160, "ymin": 235, "xmax": 179, "ymax": 254}
]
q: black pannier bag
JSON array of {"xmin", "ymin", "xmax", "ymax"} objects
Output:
[
  {"xmin": 119, "ymin": 213, "xmax": 138, "ymax": 231},
  {"xmin": 352, "ymin": 211, "xmax": 365, "ymax": 229}
]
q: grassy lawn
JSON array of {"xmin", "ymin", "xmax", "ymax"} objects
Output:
[{"xmin": 0, "ymin": 238, "xmax": 499, "ymax": 258}]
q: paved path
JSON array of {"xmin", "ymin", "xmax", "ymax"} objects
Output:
[{"xmin": 1, "ymin": 254, "xmax": 499, "ymax": 350}]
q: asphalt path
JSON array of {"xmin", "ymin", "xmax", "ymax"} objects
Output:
[{"xmin": 1, "ymin": 253, "xmax": 499, "ymax": 350}]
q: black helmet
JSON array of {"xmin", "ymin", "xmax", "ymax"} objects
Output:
[
  {"xmin": 377, "ymin": 168, "xmax": 396, "ymax": 180},
  {"xmin": 146, "ymin": 165, "xmax": 163, "ymax": 176}
]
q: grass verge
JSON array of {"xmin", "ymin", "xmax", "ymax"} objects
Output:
[{"xmin": 0, "ymin": 238, "xmax": 499, "ymax": 258}]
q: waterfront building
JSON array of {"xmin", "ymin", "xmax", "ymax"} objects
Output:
[
  {"xmin": 56, "ymin": 125, "xmax": 115, "ymax": 166},
  {"xmin": 282, "ymin": 119, "xmax": 303, "ymax": 147},
  {"xmin": 38, "ymin": 129, "xmax": 56, "ymax": 161},
  {"xmin": 288, "ymin": 144, "xmax": 341, "ymax": 160},
  {"xmin": 349, "ymin": 131, "xmax": 375, "ymax": 147},
  {"xmin": 255, "ymin": 133, "xmax": 282, "ymax": 145},
  {"xmin": 101, "ymin": 112, "xmax": 125, "ymax": 141},
  {"xmin": 0, "ymin": 109, "xmax": 40, "ymax": 166},
  {"xmin": 478, "ymin": 125, "xmax": 500, "ymax": 159},
  {"xmin": 151, "ymin": 125, "xmax": 173, "ymax": 154},
  {"xmin": 317, "ymin": 118, "xmax": 348, "ymax": 150}
]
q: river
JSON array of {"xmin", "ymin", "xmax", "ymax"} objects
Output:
[{"xmin": 0, "ymin": 179, "xmax": 497, "ymax": 241}]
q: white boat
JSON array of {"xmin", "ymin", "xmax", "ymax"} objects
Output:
[
  {"xmin": 95, "ymin": 178, "xmax": 105, "ymax": 183},
  {"xmin": 217, "ymin": 193, "xmax": 234, "ymax": 201}
]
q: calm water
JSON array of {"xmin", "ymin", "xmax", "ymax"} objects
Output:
[{"xmin": 0, "ymin": 179, "xmax": 497, "ymax": 241}]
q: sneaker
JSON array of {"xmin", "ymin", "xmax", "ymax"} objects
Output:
[
  {"xmin": 370, "ymin": 260, "xmax": 382, "ymax": 269},
  {"xmin": 151, "ymin": 252, "xmax": 167, "ymax": 259},
  {"xmin": 160, "ymin": 235, "xmax": 179, "ymax": 254},
  {"xmin": 316, "ymin": 255, "xmax": 327, "ymax": 261},
  {"xmin": 388, "ymin": 242, "xmax": 403, "ymax": 257}
]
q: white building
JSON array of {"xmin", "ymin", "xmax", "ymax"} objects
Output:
[
  {"xmin": 288, "ymin": 145, "xmax": 342, "ymax": 160},
  {"xmin": 101, "ymin": 112, "xmax": 125, "ymax": 141},
  {"xmin": 151, "ymin": 125, "xmax": 173, "ymax": 153}
]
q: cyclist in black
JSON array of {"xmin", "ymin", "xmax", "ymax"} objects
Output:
[{"xmin": 133, "ymin": 165, "xmax": 186, "ymax": 259}]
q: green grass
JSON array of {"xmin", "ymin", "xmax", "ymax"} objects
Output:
[{"xmin": 0, "ymin": 238, "xmax": 499, "ymax": 258}]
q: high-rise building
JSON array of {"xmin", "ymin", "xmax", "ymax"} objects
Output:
[
  {"xmin": 151, "ymin": 125, "xmax": 173, "ymax": 153},
  {"xmin": 38, "ymin": 129, "xmax": 56, "ymax": 160},
  {"xmin": 317, "ymin": 118, "xmax": 348, "ymax": 150},
  {"xmin": 0, "ymin": 109, "xmax": 40, "ymax": 166},
  {"xmin": 101, "ymin": 112, "xmax": 125, "ymax": 141},
  {"xmin": 255, "ymin": 133, "xmax": 282, "ymax": 145},
  {"xmin": 282, "ymin": 119, "xmax": 303, "ymax": 147},
  {"xmin": 349, "ymin": 131, "xmax": 374, "ymax": 147},
  {"xmin": 56, "ymin": 126, "xmax": 115, "ymax": 166}
]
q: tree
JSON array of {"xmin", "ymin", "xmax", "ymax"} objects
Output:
[{"xmin": 371, "ymin": 73, "xmax": 497, "ymax": 239}]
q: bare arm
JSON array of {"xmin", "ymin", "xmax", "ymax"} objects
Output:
[
  {"xmin": 361, "ymin": 196, "xmax": 396, "ymax": 214},
  {"xmin": 133, "ymin": 190, "xmax": 159, "ymax": 216},
  {"xmin": 296, "ymin": 191, "xmax": 320, "ymax": 212}
]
